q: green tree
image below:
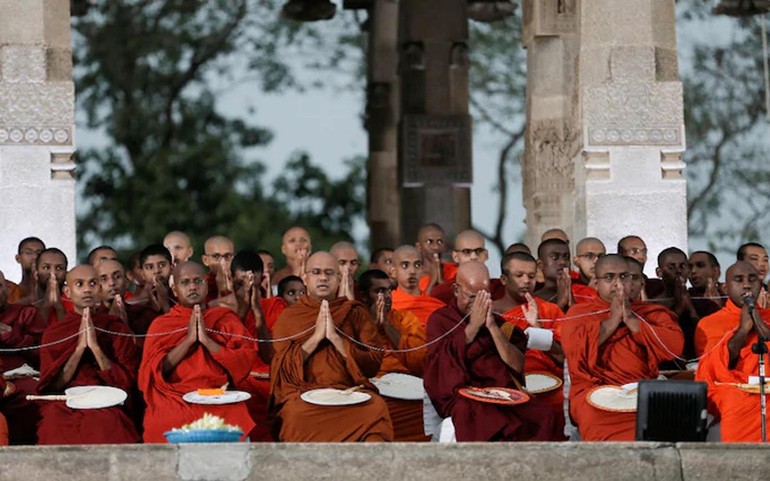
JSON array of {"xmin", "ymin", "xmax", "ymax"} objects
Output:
[{"xmin": 73, "ymin": 0, "xmax": 367, "ymax": 260}]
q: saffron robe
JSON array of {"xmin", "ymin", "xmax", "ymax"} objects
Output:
[
  {"xmin": 424, "ymin": 302, "xmax": 565, "ymax": 441},
  {"xmin": 696, "ymin": 325, "xmax": 770, "ymax": 442},
  {"xmin": 375, "ymin": 309, "xmax": 429, "ymax": 442},
  {"xmin": 418, "ymin": 263, "xmax": 458, "ymax": 293},
  {"xmin": 391, "ymin": 287, "xmax": 445, "ymax": 330},
  {"xmin": 0, "ymin": 304, "xmax": 46, "ymax": 444},
  {"xmin": 139, "ymin": 305, "xmax": 257, "ymax": 443},
  {"xmin": 563, "ymin": 299, "xmax": 683, "ymax": 441},
  {"xmin": 37, "ymin": 311, "xmax": 140, "ymax": 444},
  {"xmin": 270, "ymin": 296, "xmax": 393, "ymax": 442},
  {"xmin": 693, "ymin": 300, "xmax": 770, "ymax": 357}
]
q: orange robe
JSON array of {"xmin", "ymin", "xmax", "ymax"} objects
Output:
[
  {"xmin": 694, "ymin": 300, "xmax": 770, "ymax": 357},
  {"xmin": 5, "ymin": 280, "xmax": 22, "ymax": 305},
  {"xmin": 139, "ymin": 305, "xmax": 257, "ymax": 443},
  {"xmin": 0, "ymin": 304, "xmax": 47, "ymax": 444},
  {"xmin": 270, "ymin": 296, "xmax": 393, "ymax": 442},
  {"xmin": 500, "ymin": 299, "xmax": 565, "ymax": 416},
  {"xmin": 418, "ymin": 262, "xmax": 458, "ymax": 293},
  {"xmin": 391, "ymin": 287, "xmax": 445, "ymax": 330},
  {"xmin": 697, "ymin": 326, "xmax": 770, "ymax": 442},
  {"xmin": 262, "ymin": 297, "xmax": 287, "ymax": 332},
  {"xmin": 375, "ymin": 309, "xmax": 429, "ymax": 442},
  {"xmin": 563, "ymin": 299, "xmax": 683, "ymax": 441},
  {"xmin": 571, "ymin": 283, "xmax": 599, "ymax": 304},
  {"xmin": 37, "ymin": 311, "xmax": 140, "ymax": 444}
]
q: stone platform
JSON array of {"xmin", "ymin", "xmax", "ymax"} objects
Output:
[{"xmin": 1, "ymin": 442, "xmax": 768, "ymax": 481}]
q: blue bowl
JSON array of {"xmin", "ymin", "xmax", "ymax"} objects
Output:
[{"xmin": 164, "ymin": 429, "xmax": 244, "ymax": 443}]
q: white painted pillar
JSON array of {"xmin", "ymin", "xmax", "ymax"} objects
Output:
[{"xmin": 0, "ymin": 0, "xmax": 76, "ymax": 280}]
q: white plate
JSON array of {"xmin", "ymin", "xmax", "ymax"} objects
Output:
[
  {"xmin": 2, "ymin": 363, "xmax": 39, "ymax": 379},
  {"xmin": 370, "ymin": 373, "xmax": 425, "ymax": 401},
  {"xmin": 524, "ymin": 372, "xmax": 563, "ymax": 394},
  {"xmin": 65, "ymin": 386, "xmax": 127, "ymax": 410},
  {"xmin": 183, "ymin": 390, "xmax": 251, "ymax": 405},
  {"xmin": 587, "ymin": 385, "xmax": 637, "ymax": 413},
  {"xmin": 300, "ymin": 388, "xmax": 371, "ymax": 406}
]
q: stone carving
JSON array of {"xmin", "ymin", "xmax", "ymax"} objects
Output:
[
  {"xmin": 1, "ymin": 46, "xmax": 46, "ymax": 83},
  {"xmin": 0, "ymin": 83, "xmax": 75, "ymax": 126},
  {"xmin": 583, "ymin": 80, "xmax": 684, "ymax": 147},
  {"xmin": 402, "ymin": 42, "xmax": 425, "ymax": 71},
  {"xmin": 0, "ymin": 126, "xmax": 71, "ymax": 146},
  {"xmin": 449, "ymin": 42, "xmax": 469, "ymax": 69},
  {"xmin": 401, "ymin": 115, "xmax": 472, "ymax": 186},
  {"xmin": 50, "ymin": 150, "xmax": 76, "ymax": 181}
]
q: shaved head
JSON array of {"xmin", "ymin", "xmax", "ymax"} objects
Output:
[
  {"xmin": 505, "ymin": 243, "xmax": 531, "ymax": 255},
  {"xmin": 455, "ymin": 229, "xmax": 484, "ymax": 245},
  {"xmin": 305, "ymin": 251, "xmax": 340, "ymax": 301},
  {"xmin": 172, "ymin": 262, "xmax": 209, "ymax": 307},
  {"xmin": 330, "ymin": 241, "xmax": 360, "ymax": 278},
  {"xmin": 66, "ymin": 264, "xmax": 98, "ymax": 286},
  {"xmin": 393, "ymin": 245, "xmax": 420, "ymax": 261},
  {"xmin": 454, "ymin": 261, "xmax": 490, "ymax": 313},
  {"xmin": 456, "ymin": 260, "xmax": 490, "ymax": 285},
  {"xmin": 204, "ymin": 235, "xmax": 233, "ymax": 254},
  {"xmin": 164, "ymin": 231, "xmax": 193, "ymax": 264},
  {"xmin": 594, "ymin": 254, "xmax": 628, "ymax": 277},
  {"xmin": 541, "ymin": 228, "xmax": 569, "ymax": 244},
  {"xmin": 330, "ymin": 241, "xmax": 357, "ymax": 255},
  {"xmin": 173, "ymin": 261, "xmax": 207, "ymax": 279},
  {"xmin": 64, "ymin": 265, "xmax": 100, "ymax": 311}
]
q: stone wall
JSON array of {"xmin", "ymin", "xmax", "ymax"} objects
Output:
[
  {"xmin": 0, "ymin": 0, "xmax": 76, "ymax": 280},
  {"xmin": 1, "ymin": 442, "xmax": 768, "ymax": 481}
]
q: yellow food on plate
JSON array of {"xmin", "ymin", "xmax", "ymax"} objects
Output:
[{"xmin": 197, "ymin": 388, "xmax": 225, "ymax": 396}]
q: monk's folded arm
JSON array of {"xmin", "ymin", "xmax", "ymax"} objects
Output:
[
  {"xmin": 727, "ymin": 326, "xmax": 751, "ymax": 369},
  {"xmin": 89, "ymin": 345, "xmax": 113, "ymax": 371},
  {"xmin": 301, "ymin": 336, "xmax": 323, "ymax": 362},
  {"xmin": 161, "ymin": 338, "xmax": 196, "ymax": 377},
  {"xmin": 598, "ymin": 314, "xmax": 622, "ymax": 345},
  {"xmin": 488, "ymin": 323, "xmax": 524, "ymax": 373},
  {"xmin": 464, "ymin": 323, "xmax": 481, "ymax": 344},
  {"xmin": 48, "ymin": 346, "xmax": 86, "ymax": 392}
]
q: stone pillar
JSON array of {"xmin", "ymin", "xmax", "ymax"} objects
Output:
[
  {"xmin": 365, "ymin": 0, "xmax": 401, "ymax": 251},
  {"xmin": 0, "ymin": 0, "xmax": 76, "ymax": 280},
  {"xmin": 521, "ymin": 0, "xmax": 580, "ymax": 249},
  {"xmin": 397, "ymin": 0, "xmax": 472, "ymax": 245},
  {"xmin": 522, "ymin": 0, "xmax": 686, "ymax": 270}
]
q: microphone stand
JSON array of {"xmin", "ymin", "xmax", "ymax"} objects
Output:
[{"xmin": 749, "ymin": 302, "xmax": 768, "ymax": 443}]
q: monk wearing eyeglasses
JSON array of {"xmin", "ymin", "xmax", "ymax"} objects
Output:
[
  {"xmin": 270, "ymin": 251, "xmax": 393, "ymax": 442},
  {"xmin": 201, "ymin": 235, "xmax": 236, "ymax": 303},
  {"xmin": 562, "ymin": 255, "xmax": 683, "ymax": 440},
  {"xmin": 139, "ymin": 262, "xmax": 258, "ymax": 442}
]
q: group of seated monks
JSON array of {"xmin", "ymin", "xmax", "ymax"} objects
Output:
[{"xmin": 0, "ymin": 224, "xmax": 768, "ymax": 444}]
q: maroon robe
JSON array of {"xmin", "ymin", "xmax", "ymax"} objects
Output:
[
  {"xmin": 37, "ymin": 311, "xmax": 140, "ymax": 444},
  {"xmin": 423, "ymin": 302, "xmax": 565, "ymax": 441}
]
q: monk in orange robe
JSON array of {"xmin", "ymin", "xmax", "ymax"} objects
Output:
[
  {"xmin": 272, "ymin": 226, "xmax": 311, "ymax": 288},
  {"xmin": 390, "ymin": 246, "xmax": 445, "ymax": 330},
  {"xmin": 95, "ymin": 260, "xmax": 158, "ymax": 340},
  {"xmin": 563, "ymin": 255, "xmax": 684, "ymax": 441},
  {"xmin": 270, "ymin": 251, "xmax": 393, "ymax": 442},
  {"xmin": 696, "ymin": 261, "xmax": 770, "ymax": 442},
  {"xmin": 360, "ymin": 269, "xmax": 429, "ymax": 441},
  {"xmin": 424, "ymin": 261, "xmax": 564, "ymax": 441},
  {"xmin": 571, "ymin": 237, "xmax": 605, "ymax": 303},
  {"xmin": 6, "ymin": 237, "xmax": 45, "ymax": 304},
  {"xmin": 139, "ymin": 262, "xmax": 258, "ymax": 443},
  {"xmin": 494, "ymin": 252, "xmax": 565, "ymax": 420},
  {"xmin": 534, "ymin": 239, "xmax": 575, "ymax": 312},
  {"xmin": 695, "ymin": 262, "xmax": 770, "ymax": 357},
  {"xmin": 0, "ymin": 270, "xmax": 47, "ymax": 444},
  {"xmin": 36, "ymin": 265, "xmax": 140, "ymax": 444},
  {"xmin": 201, "ymin": 235, "xmax": 235, "ymax": 303},
  {"xmin": 415, "ymin": 223, "xmax": 457, "ymax": 294}
]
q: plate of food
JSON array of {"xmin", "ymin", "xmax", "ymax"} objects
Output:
[
  {"xmin": 183, "ymin": 388, "xmax": 251, "ymax": 405},
  {"xmin": 457, "ymin": 386, "xmax": 530, "ymax": 405},
  {"xmin": 587, "ymin": 385, "xmax": 637, "ymax": 412},
  {"xmin": 3, "ymin": 363, "xmax": 39, "ymax": 380},
  {"xmin": 370, "ymin": 373, "xmax": 425, "ymax": 401},
  {"xmin": 300, "ymin": 388, "xmax": 371, "ymax": 406},
  {"xmin": 164, "ymin": 413, "xmax": 243, "ymax": 443},
  {"xmin": 524, "ymin": 372, "xmax": 563, "ymax": 394}
]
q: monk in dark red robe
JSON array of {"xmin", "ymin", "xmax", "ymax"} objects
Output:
[
  {"xmin": 201, "ymin": 236, "xmax": 235, "ymax": 303},
  {"xmin": 0, "ymin": 270, "xmax": 47, "ymax": 444},
  {"xmin": 270, "ymin": 252, "xmax": 393, "ymax": 442},
  {"xmin": 696, "ymin": 261, "xmax": 770, "ymax": 441},
  {"xmin": 17, "ymin": 248, "xmax": 72, "ymax": 325},
  {"xmin": 139, "ymin": 262, "xmax": 257, "ymax": 443},
  {"xmin": 424, "ymin": 261, "xmax": 564, "ymax": 442},
  {"xmin": 563, "ymin": 255, "xmax": 683, "ymax": 441},
  {"xmin": 360, "ymin": 269, "xmax": 429, "ymax": 442},
  {"xmin": 36, "ymin": 265, "xmax": 140, "ymax": 444}
]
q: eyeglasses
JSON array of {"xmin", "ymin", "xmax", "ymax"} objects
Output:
[
  {"xmin": 597, "ymin": 273, "xmax": 631, "ymax": 283},
  {"xmin": 178, "ymin": 277, "xmax": 206, "ymax": 287},
  {"xmin": 627, "ymin": 247, "xmax": 648, "ymax": 255},
  {"xmin": 207, "ymin": 253, "xmax": 234, "ymax": 261},
  {"xmin": 455, "ymin": 247, "xmax": 487, "ymax": 256}
]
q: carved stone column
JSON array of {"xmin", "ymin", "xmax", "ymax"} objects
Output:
[
  {"xmin": 397, "ymin": 0, "xmax": 472, "ymax": 244},
  {"xmin": 364, "ymin": 0, "xmax": 401, "ymax": 251},
  {"xmin": 576, "ymin": 0, "xmax": 686, "ymax": 268},
  {"xmin": 522, "ymin": 0, "xmax": 686, "ymax": 268},
  {"xmin": 0, "ymin": 0, "xmax": 76, "ymax": 279}
]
